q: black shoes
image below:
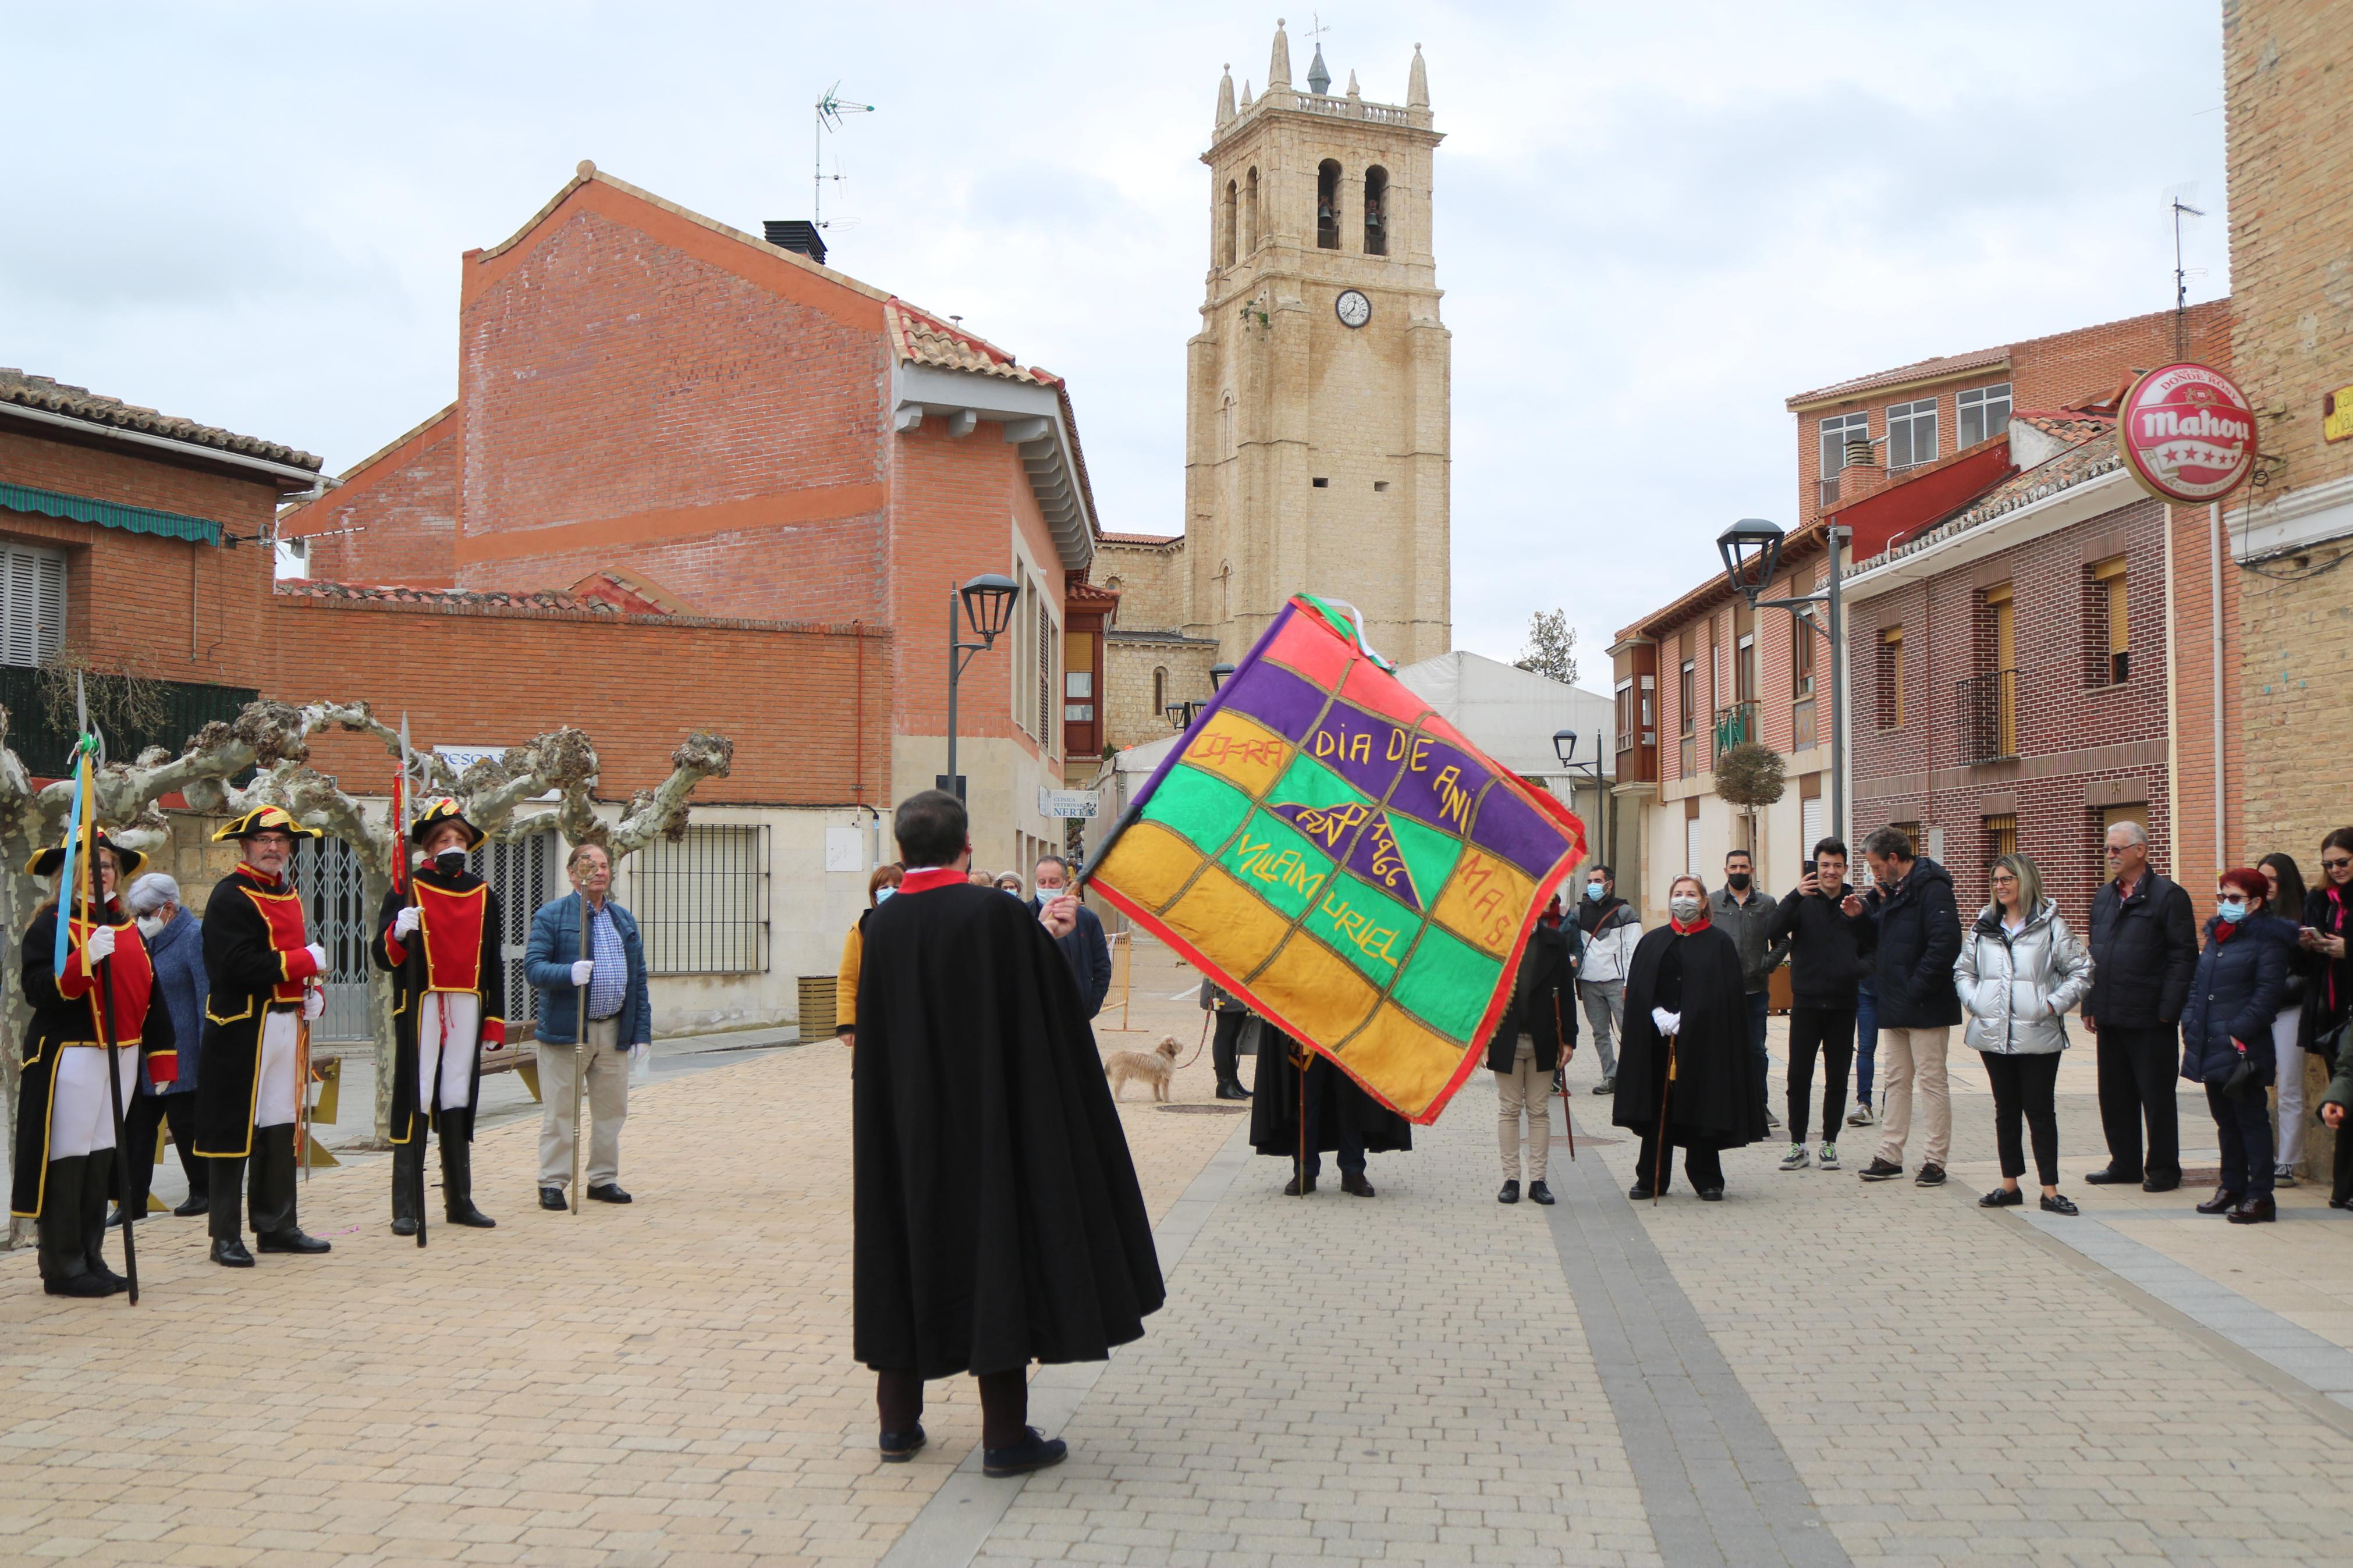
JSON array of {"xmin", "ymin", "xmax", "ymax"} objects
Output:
[
  {"xmin": 2195, "ymin": 1187, "xmax": 2244, "ymax": 1215},
  {"xmin": 258, "ymin": 1229, "xmax": 331, "ymax": 1254},
  {"xmin": 879, "ymin": 1424, "xmax": 927, "ymax": 1463},
  {"xmin": 981, "ymin": 1428, "xmax": 1067, "ymax": 1478},
  {"xmin": 587, "ymin": 1183, "xmax": 633, "ymax": 1204},
  {"xmin": 211, "ymin": 1237, "xmax": 255, "ymax": 1268},
  {"xmin": 1282, "ymin": 1172, "xmax": 1316, "ymax": 1196},
  {"xmin": 1215, "ymin": 1080, "xmax": 1252, "ymax": 1101},
  {"xmin": 1980, "ymin": 1186, "xmax": 2025, "ymax": 1208},
  {"xmin": 1915, "ymin": 1164, "xmax": 1946, "ymax": 1187},
  {"xmin": 1697, "ymin": 1186, "xmax": 1724, "ymax": 1201},
  {"xmin": 1858, "ymin": 1159, "xmax": 1904, "ymax": 1182},
  {"xmin": 1498, "ymin": 1180, "xmax": 1521, "ymax": 1204},
  {"xmin": 2142, "ymin": 1174, "xmax": 2181, "ymax": 1193},
  {"xmin": 2228, "ymin": 1197, "xmax": 2278, "ymax": 1224},
  {"xmin": 1627, "ymin": 1183, "xmax": 1655, "ymax": 1201},
  {"xmin": 1340, "ymin": 1172, "xmax": 1375, "ymax": 1197},
  {"xmin": 1528, "ymin": 1181, "xmax": 1555, "ymax": 1206},
  {"xmin": 391, "ymin": 1217, "xmax": 420, "ymax": 1238},
  {"xmin": 2084, "ymin": 1167, "xmax": 2139, "ymax": 1186},
  {"xmin": 173, "ymin": 1193, "xmax": 209, "ymax": 1218},
  {"xmin": 1592, "ymin": 1078, "xmax": 1615, "ymax": 1096},
  {"xmin": 2040, "ymin": 1193, "xmax": 2079, "ymax": 1215},
  {"xmin": 540, "ymin": 1187, "xmax": 568, "ymax": 1211}
]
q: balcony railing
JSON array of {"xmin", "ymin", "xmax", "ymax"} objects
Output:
[
  {"xmin": 0, "ymin": 664, "xmax": 258, "ymax": 778},
  {"xmin": 1957, "ymin": 669, "xmax": 2018, "ymax": 765},
  {"xmin": 1712, "ymin": 701, "xmax": 1758, "ymax": 760},
  {"xmin": 1792, "ymin": 695, "xmax": 1818, "ymax": 753},
  {"xmin": 1816, "ymin": 476, "xmax": 1840, "ymax": 510}
]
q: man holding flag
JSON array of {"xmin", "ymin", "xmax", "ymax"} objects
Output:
[{"xmin": 193, "ymin": 806, "xmax": 332, "ymax": 1267}]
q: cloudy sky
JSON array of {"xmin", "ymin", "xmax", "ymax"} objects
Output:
[{"xmin": 6, "ymin": 3, "xmax": 2227, "ymax": 682}]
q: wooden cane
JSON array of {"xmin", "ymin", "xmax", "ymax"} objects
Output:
[
  {"xmin": 1653, "ymin": 1031, "xmax": 1677, "ymax": 1207},
  {"xmin": 570, "ymin": 890, "xmax": 590, "ymax": 1215},
  {"xmin": 1552, "ymin": 993, "xmax": 1575, "ymax": 1161}
]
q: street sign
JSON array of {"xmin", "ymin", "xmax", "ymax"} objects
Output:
[{"xmin": 1038, "ymin": 787, "xmax": 1099, "ymax": 819}]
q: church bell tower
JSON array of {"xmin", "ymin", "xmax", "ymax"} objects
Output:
[{"xmin": 1186, "ymin": 20, "xmax": 1450, "ymax": 666}]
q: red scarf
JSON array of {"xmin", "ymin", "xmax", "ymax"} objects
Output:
[
  {"xmin": 1669, "ymin": 913, "xmax": 1712, "ymax": 935},
  {"xmin": 899, "ymin": 866, "xmax": 969, "ymax": 895},
  {"xmin": 2213, "ymin": 919, "xmax": 2240, "ymax": 945}
]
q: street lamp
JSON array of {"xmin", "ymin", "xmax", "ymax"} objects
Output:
[
  {"xmin": 1552, "ymin": 728, "xmax": 1608, "ymax": 874},
  {"xmin": 1166, "ymin": 699, "xmax": 1204, "ymax": 730},
  {"xmin": 1209, "ymin": 662, "xmax": 1235, "ymax": 691},
  {"xmin": 943, "ymin": 573, "xmax": 1020, "ymax": 801},
  {"xmin": 1714, "ymin": 517, "xmax": 1848, "ymax": 839}
]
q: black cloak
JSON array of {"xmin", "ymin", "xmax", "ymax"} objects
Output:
[
  {"xmin": 1248, "ymin": 1025, "xmax": 1414, "ymax": 1158},
  {"xmin": 1484, "ymin": 922, "xmax": 1579, "ymax": 1075},
  {"xmin": 853, "ymin": 881, "xmax": 1163, "ymax": 1379},
  {"xmin": 1609, "ymin": 923, "xmax": 1765, "ymax": 1150},
  {"xmin": 370, "ymin": 869, "xmax": 506, "ymax": 1144}
]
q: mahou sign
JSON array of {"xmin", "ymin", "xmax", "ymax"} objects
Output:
[{"xmin": 2118, "ymin": 362, "xmax": 2256, "ymax": 503}]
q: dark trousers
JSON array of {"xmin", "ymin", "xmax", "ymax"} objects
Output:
[
  {"xmin": 2096, "ymin": 1025, "xmax": 2182, "ymax": 1182},
  {"xmin": 1745, "ymin": 991, "xmax": 1771, "ymax": 1117},
  {"xmin": 121, "ymin": 1091, "xmax": 202, "ymax": 1213},
  {"xmin": 2207, "ymin": 1082, "xmax": 2276, "ymax": 1201},
  {"xmin": 1212, "ymin": 1012, "xmax": 1248, "ymax": 1087},
  {"xmin": 2336, "ymin": 1115, "xmax": 2353, "ymax": 1206},
  {"xmin": 1635, "ymin": 1132, "xmax": 1723, "ymax": 1193},
  {"xmin": 1786, "ymin": 1007, "xmax": 1857, "ymax": 1144},
  {"xmin": 876, "ymin": 1367, "xmax": 1028, "ymax": 1450},
  {"xmin": 1982, "ymin": 1051, "xmax": 2061, "ymax": 1186},
  {"xmin": 1855, "ymin": 984, "xmax": 1878, "ymax": 1107},
  {"xmin": 1300, "ymin": 1066, "xmax": 1367, "ymax": 1179}
]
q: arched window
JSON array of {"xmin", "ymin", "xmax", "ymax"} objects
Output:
[
  {"xmin": 1243, "ymin": 168, "xmax": 1259, "ymax": 254},
  {"xmin": 1153, "ymin": 667, "xmax": 1169, "ymax": 720},
  {"xmin": 1363, "ymin": 166, "xmax": 1389, "ymax": 255},
  {"xmin": 1222, "ymin": 180, "xmax": 1237, "ymax": 267},
  {"xmin": 1316, "ymin": 159, "xmax": 1341, "ymax": 250}
]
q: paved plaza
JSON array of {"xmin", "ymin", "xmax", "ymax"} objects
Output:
[{"xmin": 8, "ymin": 936, "xmax": 2353, "ymax": 1566}]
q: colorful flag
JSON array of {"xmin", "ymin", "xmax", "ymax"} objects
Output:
[{"xmin": 1087, "ymin": 595, "xmax": 1588, "ymax": 1123}]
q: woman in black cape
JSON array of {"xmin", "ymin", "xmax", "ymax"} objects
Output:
[{"xmin": 1611, "ymin": 873, "xmax": 1766, "ymax": 1200}]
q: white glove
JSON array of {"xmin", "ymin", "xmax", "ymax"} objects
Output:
[
  {"xmin": 304, "ymin": 942, "xmax": 328, "ymax": 974},
  {"xmin": 629, "ymin": 1043, "xmax": 650, "ymax": 1082},
  {"xmin": 1651, "ymin": 1007, "xmax": 1681, "ymax": 1036},
  {"xmin": 571, "ymin": 959, "xmax": 595, "ymax": 986},
  {"xmin": 629, "ymin": 1043, "xmax": 648, "ymax": 1069},
  {"xmin": 303, "ymin": 986, "xmax": 326, "ymax": 1021},
  {"xmin": 392, "ymin": 906, "xmax": 421, "ymax": 939},
  {"xmin": 86, "ymin": 925, "xmax": 118, "ymax": 964}
]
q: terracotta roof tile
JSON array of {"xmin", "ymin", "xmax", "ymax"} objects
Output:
[
  {"xmin": 0, "ymin": 368, "xmax": 323, "ymax": 471},
  {"xmin": 885, "ymin": 302, "xmax": 1059, "ymax": 387},
  {"xmin": 278, "ymin": 579, "xmax": 629, "ymax": 613},
  {"xmin": 1785, "ymin": 345, "xmax": 2008, "ymax": 409},
  {"xmin": 1098, "ymin": 530, "xmax": 1184, "ymax": 547},
  {"xmin": 1848, "ymin": 429, "xmax": 2127, "ymax": 575}
]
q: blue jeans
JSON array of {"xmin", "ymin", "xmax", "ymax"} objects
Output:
[
  {"xmin": 1747, "ymin": 991, "xmax": 1770, "ymax": 1118},
  {"xmin": 1855, "ymin": 984, "xmax": 1879, "ymax": 1107}
]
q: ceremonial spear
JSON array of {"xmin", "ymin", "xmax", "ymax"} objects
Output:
[
  {"xmin": 570, "ymin": 848, "xmax": 590, "ymax": 1215},
  {"xmin": 398, "ymin": 715, "xmax": 427, "ymax": 1250},
  {"xmin": 69, "ymin": 677, "xmax": 139, "ymax": 1304}
]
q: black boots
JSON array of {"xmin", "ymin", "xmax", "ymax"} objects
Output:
[
  {"xmin": 250, "ymin": 1124, "xmax": 331, "ymax": 1255},
  {"xmin": 391, "ymin": 1131, "xmax": 425, "ymax": 1236},
  {"xmin": 438, "ymin": 1111, "xmax": 495, "ymax": 1228},
  {"xmin": 1215, "ymin": 1079, "xmax": 1252, "ymax": 1101},
  {"xmin": 37, "ymin": 1157, "xmax": 113, "ymax": 1298},
  {"xmin": 208, "ymin": 1155, "xmax": 254, "ymax": 1265}
]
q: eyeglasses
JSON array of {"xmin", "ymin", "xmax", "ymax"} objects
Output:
[
  {"xmin": 2103, "ymin": 845, "xmax": 2131, "ymax": 856},
  {"xmin": 2324, "ymin": 856, "xmax": 2353, "ymax": 872}
]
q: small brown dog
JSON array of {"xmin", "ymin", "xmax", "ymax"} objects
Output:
[{"xmin": 1104, "ymin": 1037, "xmax": 1183, "ymax": 1103}]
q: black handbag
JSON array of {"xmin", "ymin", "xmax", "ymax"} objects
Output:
[{"xmin": 2219, "ymin": 1046, "xmax": 2263, "ymax": 1102}]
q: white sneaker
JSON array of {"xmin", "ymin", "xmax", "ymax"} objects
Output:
[
  {"xmin": 1778, "ymin": 1142, "xmax": 1809, "ymax": 1171},
  {"xmin": 1846, "ymin": 1103, "xmax": 1876, "ymax": 1128},
  {"xmin": 1819, "ymin": 1142, "xmax": 1840, "ymax": 1170}
]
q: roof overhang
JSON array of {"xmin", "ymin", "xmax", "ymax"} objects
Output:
[
  {"xmin": 1843, "ymin": 467, "xmax": 2138, "ymax": 605},
  {"xmin": 0, "ymin": 400, "xmax": 332, "ymax": 497},
  {"xmin": 892, "ymin": 361, "xmax": 1095, "ymax": 572}
]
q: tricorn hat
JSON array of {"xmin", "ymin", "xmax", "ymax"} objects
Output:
[
  {"xmin": 410, "ymin": 798, "xmax": 485, "ymax": 851},
  {"xmin": 212, "ymin": 805, "xmax": 323, "ymax": 843},
  {"xmin": 24, "ymin": 830, "xmax": 148, "ymax": 883}
]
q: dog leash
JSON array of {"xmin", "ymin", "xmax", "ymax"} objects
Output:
[{"xmin": 1176, "ymin": 1011, "xmax": 1211, "ymax": 1072}]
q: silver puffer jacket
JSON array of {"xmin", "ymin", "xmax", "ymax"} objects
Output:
[{"xmin": 1955, "ymin": 899, "xmax": 2095, "ymax": 1055}]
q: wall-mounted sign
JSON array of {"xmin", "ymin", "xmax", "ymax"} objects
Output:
[
  {"xmin": 1037, "ymin": 787, "xmax": 1099, "ymax": 819},
  {"xmin": 2324, "ymin": 383, "xmax": 2353, "ymax": 445},
  {"xmin": 2118, "ymin": 362, "xmax": 2257, "ymax": 503}
]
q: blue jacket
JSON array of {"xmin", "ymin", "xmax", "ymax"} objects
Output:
[
  {"xmin": 526, "ymin": 893, "xmax": 652, "ymax": 1046},
  {"xmin": 2178, "ymin": 914, "xmax": 2290, "ymax": 1087},
  {"xmin": 143, "ymin": 906, "xmax": 206, "ymax": 1096},
  {"xmin": 1031, "ymin": 896, "xmax": 1113, "ymax": 1018}
]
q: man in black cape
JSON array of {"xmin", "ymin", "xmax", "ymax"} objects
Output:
[
  {"xmin": 1250, "ymin": 1023, "xmax": 1412, "ymax": 1197},
  {"xmin": 853, "ymin": 790, "xmax": 1163, "ymax": 1478},
  {"xmin": 1611, "ymin": 875, "xmax": 1766, "ymax": 1201}
]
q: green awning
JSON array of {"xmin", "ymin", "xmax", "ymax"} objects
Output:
[{"xmin": 0, "ymin": 481, "xmax": 223, "ymax": 545}]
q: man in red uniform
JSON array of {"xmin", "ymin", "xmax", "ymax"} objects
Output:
[
  {"xmin": 373, "ymin": 800, "xmax": 505, "ymax": 1233},
  {"xmin": 193, "ymin": 806, "xmax": 331, "ymax": 1268}
]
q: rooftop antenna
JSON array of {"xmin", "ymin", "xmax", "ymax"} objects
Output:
[
  {"xmin": 815, "ymin": 83, "xmax": 876, "ymax": 230},
  {"xmin": 2166, "ymin": 183, "xmax": 2205, "ymax": 357}
]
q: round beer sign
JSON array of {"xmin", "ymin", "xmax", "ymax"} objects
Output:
[{"xmin": 2117, "ymin": 362, "xmax": 2256, "ymax": 503}]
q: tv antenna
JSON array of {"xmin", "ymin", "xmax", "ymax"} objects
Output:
[
  {"xmin": 815, "ymin": 83, "xmax": 876, "ymax": 230},
  {"xmin": 2165, "ymin": 183, "xmax": 2206, "ymax": 356}
]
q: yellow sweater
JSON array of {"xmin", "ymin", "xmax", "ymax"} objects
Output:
[{"xmin": 835, "ymin": 918, "xmax": 862, "ymax": 1038}]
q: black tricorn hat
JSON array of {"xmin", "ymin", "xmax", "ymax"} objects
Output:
[
  {"xmin": 212, "ymin": 805, "xmax": 323, "ymax": 843},
  {"xmin": 24, "ymin": 830, "xmax": 148, "ymax": 882},
  {"xmin": 410, "ymin": 798, "xmax": 485, "ymax": 851}
]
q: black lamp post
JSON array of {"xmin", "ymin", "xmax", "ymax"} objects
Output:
[
  {"xmin": 943, "ymin": 573, "xmax": 1019, "ymax": 801},
  {"xmin": 1166, "ymin": 699, "xmax": 1204, "ymax": 730},
  {"xmin": 1209, "ymin": 662, "xmax": 1235, "ymax": 691},
  {"xmin": 1551, "ymin": 727, "xmax": 1608, "ymax": 872},
  {"xmin": 1713, "ymin": 517, "xmax": 1847, "ymax": 838}
]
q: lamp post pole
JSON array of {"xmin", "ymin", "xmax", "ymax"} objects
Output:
[
  {"xmin": 1826, "ymin": 526, "xmax": 1847, "ymax": 840},
  {"xmin": 1550, "ymin": 730, "xmax": 1607, "ymax": 871},
  {"xmin": 945, "ymin": 586, "xmax": 963, "ymax": 794},
  {"xmin": 1717, "ymin": 518, "xmax": 1850, "ymax": 843},
  {"xmin": 942, "ymin": 574, "xmax": 1020, "ymax": 804}
]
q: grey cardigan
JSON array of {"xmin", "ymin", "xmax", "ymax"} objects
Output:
[{"xmin": 1955, "ymin": 900, "xmax": 2094, "ymax": 1055}]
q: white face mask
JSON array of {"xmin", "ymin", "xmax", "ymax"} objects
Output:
[
  {"xmin": 1669, "ymin": 895, "xmax": 1703, "ymax": 923},
  {"xmin": 136, "ymin": 914, "xmax": 165, "ymax": 938}
]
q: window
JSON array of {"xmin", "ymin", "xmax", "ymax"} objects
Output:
[
  {"xmin": 1684, "ymin": 797, "xmax": 1702, "ymax": 876},
  {"xmin": 1801, "ymin": 786, "xmax": 1827, "ymax": 859},
  {"xmin": 1793, "ymin": 582, "xmax": 1817, "ymax": 696},
  {"xmin": 1985, "ymin": 813, "xmax": 2018, "ymax": 866},
  {"xmin": 1736, "ymin": 634, "xmax": 1756, "ymax": 704},
  {"xmin": 1985, "ymin": 582, "xmax": 2017, "ymax": 757},
  {"xmin": 1316, "ymin": 159, "xmax": 1341, "ymax": 250},
  {"xmin": 1677, "ymin": 657, "xmax": 1697, "ymax": 776},
  {"xmin": 1363, "ymin": 166, "xmax": 1389, "ymax": 255},
  {"xmin": 1878, "ymin": 627, "xmax": 1905, "ymax": 727},
  {"xmin": 1244, "ymin": 168, "xmax": 1259, "ymax": 253},
  {"xmin": 1678, "ymin": 660, "xmax": 1696, "ymax": 735},
  {"xmin": 1, "ymin": 542, "xmax": 67, "ymax": 668},
  {"xmin": 1615, "ymin": 681, "xmax": 1632, "ymax": 753},
  {"xmin": 634, "ymin": 824, "xmax": 771, "ymax": 975},
  {"xmin": 1036, "ymin": 595, "xmax": 1056, "ymax": 754},
  {"xmin": 1063, "ymin": 631, "xmax": 1094, "ymax": 723},
  {"xmin": 1221, "ymin": 180, "xmax": 1237, "ymax": 266},
  {"xmin": 1958, "ymin": 382, "xmax": 2012, "ymax": 449},
  {"xmin": 1153, "ymin": 666, "xmax": 1168, "ymax": 720},
  {"xmin": 1887, "ymin": 397, "xmax": 1937, "ymax": 470},
  {"xmin": 2092, "ymin": 556, "xmax": 2129, "ymax": 684},
  {"xmin": 1819, "ymin": 411, "xmax": 1870, "ymax": 475}
]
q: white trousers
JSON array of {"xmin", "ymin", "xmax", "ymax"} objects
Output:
[
  {"xmin": 2274, "ymin": 1004, "xmax": 2306, "ymax": 1168},
  {"xmin": 48, "ymin": 1047, "xmax": 139, "ymax": 1158},
  {"xmin": 415, "ymin": 993, "xmax": 482, "ymax": 1112},
  {"xmin": 256, "ymin": 1009, "xmax": 301, "ymax": 1129}
]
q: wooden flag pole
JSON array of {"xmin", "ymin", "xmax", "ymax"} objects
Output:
[
  {"xmin": 1551, "ymin": 993, "xmax": 1575, "ymax": 1162},
  {"xmin": 570, "ymin": 885, "xmax": 589, "ymax": 1214}
]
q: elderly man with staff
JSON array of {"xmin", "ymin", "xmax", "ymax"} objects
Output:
[{"xmin": 526, "ymin": 840, "xmax": 651, "ymax": 1211}]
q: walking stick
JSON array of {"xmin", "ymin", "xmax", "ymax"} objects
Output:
[
  {"xmin": 1552, "ymin": 993, "xmax": 1575, "ymax": 1161},
  {"xmin": 295, "ymin": 1012, "xmax": 313, "ymax": 1187},
  {"xmin": 571, "ymin": 888, "xmax": 589, "ymax": 1215},
  {"xmin": 69, "ymin": 701, "xmax": 138, "ymax": 1305},
  {"xmin": 1653, "ymin": 1029, "xmax": 1678, "ymax": 1207}
]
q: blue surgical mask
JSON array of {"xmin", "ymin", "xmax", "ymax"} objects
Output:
[
  {"xmin": 1585, "ymin": 882, "xmax": 1606, "ymax": 901},
  {"xmin": 874, "ymin": 887, "xmax": 895, "ymax": 904},
  {"xmin": 2217, "ymin": 898, "xmax": 2246, "ymax": 923}
]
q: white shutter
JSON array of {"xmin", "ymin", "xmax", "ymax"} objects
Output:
[
  {"xmin": 1801, "ymin": 796, "xmax": 1827, "ymax": 861},
  {"xmin": 1, "ymin": 544, "xmax": 67, "ymax": 667},
  {"xmin": 1685, "ymin": 815, "xmax": 1702, "ymax": 879},
  {"xmin": 34, "ymin": 553, "xmax": 64, "ymax": 662}
]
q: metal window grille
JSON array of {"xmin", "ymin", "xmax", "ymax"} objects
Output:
[
  {"xmin": 294, "ymin": 834, "xmax": 376, "ymax": 1043},
  {"xmin": 475, "ymin": 829, "xmax": 558, "ymax": 1029},
  {"xmin": 634, "ymin": 824, "xmax": 771, "ymax": 975}
]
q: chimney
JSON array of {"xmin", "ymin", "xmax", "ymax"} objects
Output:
[
  {"xmin": 1836, "ymin": 436, "xmax": 1888, "ymax": 506},
  {"xmin": 764, "ymin": 220, "xmax": 828, "ymax": 265}
]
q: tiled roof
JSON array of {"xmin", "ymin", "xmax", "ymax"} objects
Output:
[
  {"xmin": 2013, "ymin": 411, "xmax": 2116, "ymax": 443},
  {"xmin": 0, "ymin": 368, "xmax": 324, "ymax": 471},
  {"xmin": 885, "ymin": 302, "xmax": 1059, "ymax": 388},
  {"xmin": 278, "ymin": 579, "xmax": 630, "ymax": 613},
  {"xmin": 1099, "ymin": 530, "xmax": 1184, "ymax": 548},
  {"xmin": 1785, "ymin": 346, "xmax": 2008, "ymax": 409},
  {"xmin": 1848, "ymin": 429, "xmax": 2127, "ymax": 576}
]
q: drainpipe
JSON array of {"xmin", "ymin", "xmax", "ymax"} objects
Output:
[{"xmin": 2210, "ymin": 503, "xmax": 2224, "ymax": 870}]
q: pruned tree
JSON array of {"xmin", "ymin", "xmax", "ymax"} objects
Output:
[
  {"xmin": 1, "ymin": 699, "xmax": 732, "ymax": 1246},
  {"xmin": 1713, "ymin": 740, "xmax": 1787, "ymax": 858},
  {"xmin": 1513, "ymin": 608, "xmax": 1580, "ymax": 687}
]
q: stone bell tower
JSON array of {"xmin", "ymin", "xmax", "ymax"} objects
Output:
[{"xmin": 1186, "ymin": 20, "xmax": 1450, "ymax": 666}]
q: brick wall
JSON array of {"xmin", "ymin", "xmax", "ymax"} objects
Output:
[
  {"xmin": 1095, "ymin": 539, "xmax": 1188, "ymax": 631},
  {"xmin": 285, "ymin": 408, "xmax": 460, "ymax": 586},
  {"xmin": 1847, "ymin": 489, "xmax": 2172, "ymax": 921}
]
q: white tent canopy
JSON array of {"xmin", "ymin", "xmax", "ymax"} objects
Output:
[{"xmin": 1394, "ymin": 650, "xmax": 1614, "ymax": 781}]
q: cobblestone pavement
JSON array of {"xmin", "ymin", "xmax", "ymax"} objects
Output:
[{"xmin": 8, "ymin": 966, "xmax": 2353, "ymax": 1566}]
